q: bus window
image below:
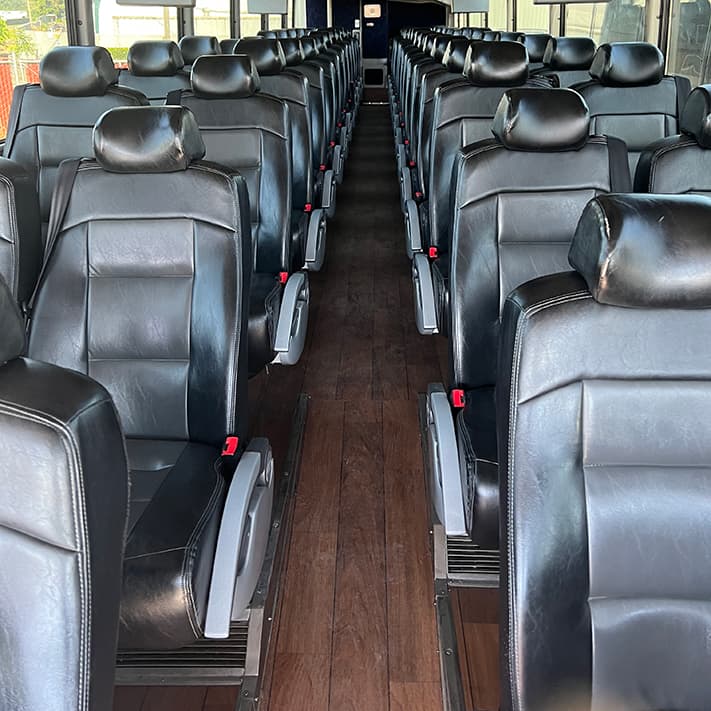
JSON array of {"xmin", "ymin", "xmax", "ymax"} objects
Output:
[
  {"xmin": 488, "ymin": 0, "xmax": 508, "ymax": 31},
  {"xmin": 0, "ymin": 0, "xmax": 67, "ymax": 135},
  {"xmin": 95, "ymin": 1, "xmax": 177, "ymax": 66},
  {"xmin": 240, "ymin": 9, "xmax": 261, "ymax": 36},
  {"xmin": 565, "ymin": 3, "xmax": 605, "ymax": 41},
  {"xmin": 516, "ymin": 0, "xmax": 551, "ymax": 32},
  {"xmin": 668, "ymin": 0, "xmax": 711, "ymax": 84},
  {"xmin": 194, "ymin": 0, "xmax": 229, "ymax": 38}
]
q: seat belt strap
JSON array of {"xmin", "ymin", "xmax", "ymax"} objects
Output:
[{"xmin": 4, "ymin": 84, "xmax": 27, "ymax": 158}]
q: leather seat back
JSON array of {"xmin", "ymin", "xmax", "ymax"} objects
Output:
[
  {"xmin": 303, "ymin": 34, "xmax": 338, "ymax": 142},
  {"xmin": 534, "ymin": 36, "xmax": 596, "ymax": 87},
  {"xmin": 27, "ymin": 106, "xmax": 252, "ymax": 446},
  {"xmin": 636, "ymin": 84, "xmax": 711, "ymax": 194},
  {"xmin": 500, "ymin": 193, "xmax": 711, "ymax": 711},
  {"xmin": 523, "ymin": 32, "xmax": 552, "ymax": 70},
  {"xmin": 118, "ymin": 41, "xmax": 190, "ymax": 104},
  {"xmin": 573, "ymin": 42, "xmax": 691, "ymax": 174},
  {"xmin": 0, "ymin": 273, "xmax": 128, "ymax": 711},
  {"xmin": 3, "ymin": 46, "xmax": 147, "ymax": 225},
  {"xmin": 178, "ymin": 35, "xmax": 220, "ymax": 68},
  {"xmin": 172, "ymin": 55, "xmax": 292, "ymax": 275},
  {"xmin": 449, "ymin": 89, "xmax": 631, "ymax": 391}
]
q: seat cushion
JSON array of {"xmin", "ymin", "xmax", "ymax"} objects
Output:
[
  {"xmin": 248, "ymin": 272, "xmax": 282, "ymax": 377},
  {"xmin": 119, "ymin": 439, "xmax": 226, "ymax": 650},
  {"xmin": 456, "ymin": 387, "xmax": 499, "ymax": 547}
]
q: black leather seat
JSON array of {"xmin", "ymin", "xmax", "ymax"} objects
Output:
[
  {"xmin": 483, "ymin": 31, "xmax": 501, "ymax": 41},
  {"xmin": 522, "ymin": 32, "xmax": 552, "ymax": 71},
  {"xmin": 220, "ymin": 38, "xmax": 238, "ymax": 54},
  {"xmin": 118, "ymin": 40, "xmax": 190, "ymax": 104},
  {"xmin": 636, "ymin": 84, "xmax": 711, "ymax": 194},
  {"xmin": 533, "ymin": 36, "xmax": 596, "ymax": 87},
  {"xmin": 423, "ymin": 89, "xmax": 631, "ymax": 544},
  {"xmin": 573, "ymin": 42, "xmax": 691, "ymax": 174},
  {"xmin": 500, "ymin": 193, "xmax": 711, "ymax": 711},
  {"xmin": 3, "ymin": 46, "xmax": 147, "ymax": 230},
  {"xmin": 170, "ymin": 55, "xmax": 309, "ymax": 373},
  {"xmin": 27, "ymin": 105, "xmax": 274, "ymax": 650},
  {"xmin": 178, "ymin": 35, "xmax": 220, "ymax": 68},
  {"xmin": 0, "ymin": 273, "xmax": 128, "ymax": 710}
]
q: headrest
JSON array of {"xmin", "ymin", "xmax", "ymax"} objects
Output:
[
  {"xmin": 432, "ymin": 34, "xmax": 451, "ymax": 61},
  {"xmin": 234, "ymin": 38, "xmax": 286, "ymax": 75},
  {"xmin": 178, "ymin": 35, "xmax": 220, "ymax": 66},
  {"xmin": 590, "ymin": 42, "xmax": 664, "ymax": 86},
  {"xmin": 286, "ymin": 29, "xmax": 298, "ymax": 38},
  {"xmin": 295, "ymin": 28, "xmax": 307, "ymax": 38},
  {"xmin": 523, "ymin": 33, "xmax": 552, "ymax": 62},
  {"xmin": 424, "ymin": 33, "xmax": 437, "ymax": 54},
  {"xmin": 220, "ymin": 38, "xmax": 239, "ymax": 54},
  {"xmin": 310, "ymin": 33, "xmax": 325, "ymax": 52},
  {"xmin": 492, "ymin": 88, "xmax": 590, "ymax": 151},
  {"xmin": 299, "ymin": 36, "xmax": 319, "ymax": 59},
  {"xmin": 680, "ymin": 85, "xmax": 711, "ymax": 148},
  {"xmin": 127, "ymin": 41, "xmax": 183, "ymax": 77},
  {"xmin": 278, "ymin": 37, "xmax": 305, "ymax": 66},
  {"xmin": 191, "ymin": 54, "xmax": 260, "ymax": 99},
  {"xmin": 543, "ymin": 36, "xmax": 596, "ymax": 70},
  {"xmin": 93, "ymin": 106, "xmax": 205, "ymax": 174},
  {"xmin": 464, "ymin": 41, "xmax": 529, "ymax": 87},
  {"xmin": 40, "ymin": 46, "xmax": 118, "ymax": 97},
  {"xmin": 443, "ymin": 38, "xmax": 472, "ymax": 73},
  {"xmin": 259, "ymin": 30, "xmax": 278, "ymax": 39},
  {"xmin": 569, "ymin": 194, "xmax": 711, "ymax": 308},
  {"xmin": 0, "ymin": 275, "xmax": 25, "ymax": 364},
  {"xmin": 483, "ymin": 31, "xmax": 501, "ymax": 41},
  {"xmin": 500, "ymin": 32, "xmax": 524, "ymax": 43},
  {"xmin": 468, "ymin": 29, "xmax": 485, "ymax": 40}
]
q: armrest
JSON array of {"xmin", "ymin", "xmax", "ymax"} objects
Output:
[
  {"xmin": 412, "ymin": 253, "xmax": 439, "ymax": 335},
  {"xmin": 333, "ymin": 144, "xmax": 344, "ymax": 185},
  {"xmin": 273, "ymin": 271, "xmax": 310, "ymax": 366},
  {"xmin": 204, "ymin": 439, "xmax": 274, "ymax": 637},
  {"xmin": 305, "ymin": 208, "xmax": 327, "ymax": 271},
  {"xmin": 426, "ymin": 384, "xmax": 467, "ymax": 537},
  {"xmin": 400, "ymin": 165, "xmax": 412, "ymax": 214},
  {"xmin": 321, "ymin": 169, "xmax": 336, "ymax": 220},
  {"xmin": 396, "ymin": 143, "xmax": 407, "ymax": 174},
  {"xmin": 404, "ymin": 198, "xmax": 422, "ymax": 258}
]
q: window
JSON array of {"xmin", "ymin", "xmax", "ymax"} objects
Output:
[
  {"xmin": 0, "ymin": 0, "xmax": 68, "ymax": 134},
  {"xmin": 489, "ymin": 0, "xmax": 508, "ymax": 29},
  {"xmin": 599, "ymin": 0, "xmax": 647, "ymax": 42},
  {"xmin": 268, "ymin": 13, "xmax": 283, "ymax": 29},
  {"xmin": 667, "ymin": 0, "xmax": 711, "ymax": 85},
  {"xmin": 515, "ymin": 0, "xmax": 550, "ymax": 31},
  {"xmin": 194, "ymin": 0, "xmax": 229, "ymax": 40},
  {"xmin": 565, "ymin": 3, "xmax": 605, "ymax": 41},
  {"xmin": 240, "ymin": 9, "xmax": 261, "ymax": 37},
  {"xmin": 95, "ymin": 0, "xmax": 176, "ymax": 65}
]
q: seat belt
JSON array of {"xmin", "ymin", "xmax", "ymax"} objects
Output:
[
  {"xmin": 4, "ymin": 84, "xmax": 27, "ymax": 158},
  {"xmin": 24, "ymin": 158, "xmax": 82, "ymax": 322}
]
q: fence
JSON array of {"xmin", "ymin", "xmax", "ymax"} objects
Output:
[{"xmin": 0, "ymin": 58, "xmax": 40, "ymax": 136}]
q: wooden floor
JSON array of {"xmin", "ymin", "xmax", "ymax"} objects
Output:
[{"xmin": 114, "ymin": 104, "xmax": 463, "ymax": 711}]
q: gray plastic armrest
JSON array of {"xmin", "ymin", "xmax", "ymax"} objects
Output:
[
  {"xmin": 426, "ymin": 385, "xmax": 467, "ymax": 537},
  {"xmin": 273, "ymin": 271, "xmax": 310, "ymax": 365},
  {"xmin": 400, "ymin": 165, "xmax": 412, "ymax": 214},
  {"xmin": 404, "ymin": 198, "xmax": 422, "ymax": 258},
  {"xmin": 333, "ymin": 144, "xmax": 344, "ymax": 184},
  {"xmin": 395, "ymin": 126, "xmax": 403, "ymax": 146},
  {"xmin": 204, "ymin": 439, "xmax": 274, "ymax": 638},
  {"xmin": 322, "ymin": 169, "xmax": 336, "ymax": 220},
  {"xmin": 396, "ymin": 143, "xmax": 407, "ymax": 173},
  {"xmin": 305, "ymin": 208, "xmax": 327, "ymax": 271},
  {"xmin": 412, "ymin": 253, "xmax": 439, "ymax": 335}
]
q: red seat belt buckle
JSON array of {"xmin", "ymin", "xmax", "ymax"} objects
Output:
[
  {"xmin": 404, "ymin": 139, "xmax": 409, "ymax": 145},
  {"xmin": 450, "ymin": 389, "xmax": 465, "ymax": 409},
  {"xmin": 428, "ymin": 246, "xmax": 438, "ymax": 259},
  {"xmin": 222, "ymin": 436, "xmax": 239, "ymax": 457},
  {"xmin": 409, "ymin": 160, "xmax": 416, "ymax": 168},
  {"xmin": 320, "ymin": 164, "xmax": 327, "ymax": 172},
  {"xmin": 304, "ymin": 203, "xmax": 313, "ymax": 213},
  {"xmin": 279, "ymin": 271, "xmax": 289, "ymax": 285}
]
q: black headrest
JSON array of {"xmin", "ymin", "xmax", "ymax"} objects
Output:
[
  {"xmin": 468, "ymin": 29, "xmax": 485, "ymax": 40},
  {"xmin": 500, "ymin": 32, "xmax": 524, "ymax": 43},
  {"xmin": 483, "ymin": 31, "xmax": 501, "ymax": 41},
  {"xmin": 464, "ymin": 41, "xmax": 529, "ymax": 87},
  {"xmin": 523, "ymin": 33, "xmax": 552, "ymax": 62},
  {"xmin": 234, "ymin": 38, "xmax": 285, "ymax": 75},
  {"xmin": 432, "ymin": 34, "xmax": 451, "ymax": 61},
  {"xmin": 0, "ymin": 274, "xmax": 24, "ymax": 364},
  {"xmin": 295, "ymin": 28, "xmax": 307, "ymax": 38},
  {"xmin": 127, "ymin": 41, "xmax": 183, "ymax": 77},
  {"xmin": 300, "ymin": 36, "xmax": 319, "ymax": 59},
  {"xmin": 590, "ymin": 42, "xmax": 664, "ymax": 86},
  {"xmin": 178, "ymin": 35, "xmax": 220, "ymax": 65},
  {"xmin": 492, "ymin": 88, "xmax": 590, "ymax": 151},
  {"xmin": 310, "ymin": 33, "xmax": 325, "ymax": 52},
  {"xmin": 93, "ymin": 106, "xmax": 205, "ymax": 174},
  {"xmin": 259, "ymin": 30, "xmax": 278, "ymax": 39},
  {"xmin": 279, "ymin": 37, "xmax": 305, "ymax": 65},
  {"xmin": 443, "ymin": 38, "xmax": 472, "ymax": 72},
  {"xmin": 543, "ymin": 36, "xmax": 596, "ymax": 70},
  {"xmin": 191, "ymin": 54, "xmax": 260, "ymax": 99},
  {"xmin": 40, "ymin": 46, "xmax": 118, "ymax": 97},
  {"xmin": 681, "ymin": 85, "xmax": 711, "ymax": 149},
  {"xmin": 569, "ymin": 194, "xmax": 711, "ymax": 308},
  {"xmin": 220, "ymin": 38, "xmax": 239, "ymax": 54}
]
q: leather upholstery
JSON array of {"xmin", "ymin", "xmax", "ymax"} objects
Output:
[
  {"xmin": 300, "ymin": 36, "xmax": 320, "ymax": 59},
  {"xmin": 118, "ymin": 41, "xmax": 189, "ymax": 104},
  {"xmin": 590, "ymin": 41, "xmax": 665, "ymax": 86},
  {"xmin": 492, "ymin": 88, "xmax": 590, "ymax": 151},
  {"xmin": 500, "ymin": 32, "xmax": 525, "ymax": 43},
  {"xmin": 192, "ymin": 54, "xmax": 260, "ymax": 98},
  {"xmin": 220, "ymin": 38, "xmax": 238, "ymax": 54},
  {"xmin": 680, "ymin": 83, "xmax": 711, "ymax": 148},
  {"xmin": 570, "ymin": 194, "xmax": 711, "ymax": 308},
  {"xmin": 499, "ymin": 194, "xmax": 711, "ymax": 711},
  {"xmin": 280, "ymin": 37, "xmax": 306, "ymax": 65},
  {"xmin": 535, "ymin": 36, "xmax": 596, "ymax": 87},
  {"xmin": 483, "ymin": 31, "xmax": 501, "ymax": 41},
  {"xmin": 27, "ymin": 105, "xmax": 253, "ymax": 650},
  {"xmin": 39, "ymin": 45, "xmax": 118, "ymax": 97},
  {"xmin": 0, "ymin": 272, "xmax": 128, "ymax": 711},
  {"xmin": 443, "ymin": 37, "xmax": 471, "ymax": 72},
  {"xmin": 464, "ymin": 42, "xmax": 529, "ymax": 86},
  {"xmin": 523, "ymin": 33, "xmax": 552, "ymax": 65},
  {"xmin": 0, "ymin": 157, "xmax": 42, "ymax": 307},
  {"xmin": 235, "ymin": 37, "xmax": 286, "ymax": 75},
  {"xmin": 4, "ymin": 47, "xmax": 147, "ymax": 223},
  {"xmin": 94, "ymin": 105, "xmax": 205, "ymax": 173},
  {"xmin": 178, "ymin": 35, "xmax": 220, "ymax": 66}
]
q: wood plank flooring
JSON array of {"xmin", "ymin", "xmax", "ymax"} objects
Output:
[{"xmin": 114, "ymin": 105, "xmax": 457, "ymax": 711}]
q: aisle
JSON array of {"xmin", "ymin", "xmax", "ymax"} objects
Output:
[{"xmin": 262, "ymin": 105, "xmax": 447, "ymax": 711}]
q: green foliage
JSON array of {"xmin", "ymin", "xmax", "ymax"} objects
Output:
[
  {"xmin": 107, "ymin": 46, "xmax": 130, "ymax": 62},
  {"xmin": 0, "ymin": 17, "xmax": 34, "ymax": 54},
  {"xmin": 27, "ymin": 0, "xmax": 64, "ymax": 23}
]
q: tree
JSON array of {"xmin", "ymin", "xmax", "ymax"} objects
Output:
[
  {"xmin": 27, "ymin": 0, "xmax": 64, "ymax": 25},
  {"xmin": 0, "ymin": 17, "xmax": 34, "ymax": 54}
]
